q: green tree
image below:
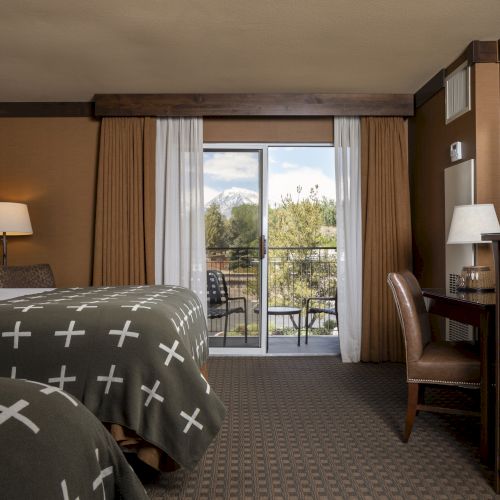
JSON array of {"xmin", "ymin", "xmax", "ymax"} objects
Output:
[
  {"xmin": 228, "ymin": 204, "xmax": 259, "ymax": 269},
  {"xmin": 268, "ymin": 186, "xmax": 337, "ymax": 312},
  {"xmin": 320, "ymin": 197, "xmax": 336, "ymax": 227},
  {"xmin": 205, "ymin": 203, "xmax": 229, "ymax": 248}
]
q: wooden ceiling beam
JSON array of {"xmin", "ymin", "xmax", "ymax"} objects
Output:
[{"xmin": 94, "ymin": 93, "xmax": 414, "ymax": 117}]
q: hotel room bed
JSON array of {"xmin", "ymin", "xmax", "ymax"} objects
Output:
[
  {"xmin": 0, "ymin": 376, "xmax": 148, "ymax": 499},
  {"xmin": 0, "ymin": 285, "xmax": 226, "ymax": 471}
]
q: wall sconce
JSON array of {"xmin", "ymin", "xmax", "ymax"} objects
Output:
[{"xmin": 0, "ymin": 202, "xmax": 33, "ymax": 266}]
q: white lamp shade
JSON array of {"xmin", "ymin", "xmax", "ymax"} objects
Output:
[
  {"xmin": 447, "ymin": 204, "xmax": 500, "ymax": 244},
  {"xmin": 0, "ymin": 202, "xmax": 33, "ymax": 235}
]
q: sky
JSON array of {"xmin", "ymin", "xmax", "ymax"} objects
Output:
[{"xmin": 203, "ymin": 146, "xmax": 335, "ymax": 207}]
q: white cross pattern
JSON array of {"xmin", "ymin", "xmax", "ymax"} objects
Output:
[
  {"xmin": 13, "ymin": 304, "xmax": 44, "ymax": 313},
  {"xmin": 97, "ymin": 365, "xmax": 124, "ymax": 394},
  {"xmin": 180, "ymin": 407, "xmax": 203, "ymax": 434},
  {"xmin": 10, "ymin": 366, "xmax": 16, "ymax": 379},
  {"xmin": 48, "ymin": 365, "xmax": 77, "ymax": 390},
  {"xmin": 158, "ymin": 340, "xmax": 185, "ymax": 366},
  {"xmin": 179, "ymin": 305, "xmax": 190, "ymax": 327},
  {"xmin": 195, "ymin": 338, "xmax": 202, "ymax": 359},
  {"xmin": 61, "ymin": 479, "xmax": 80, "ymax": 500},
  {"xmin": 2, "ymin": 321, "xmax": 31, "ymax": 349},
  {"xmin": 109, "ymin": 320, "xmax": 140, "ymax": 347},
  {"xmin": 92, "ymin": 448, "xmax": 113, "ymax": 500},
  {"xmin": 25, "ymin": 380, "xmax": 78, "ymax": 407},
  {"xmin": 0, "ymin": 399, "xmax": 40, "ymax": 434},
  {"xmin": 121, "ymin": 303, "xmax": 151, "ymax": 312},
  {"xmin": 201, "ymin": 373, "xmax": 210, "ymax": 394},
  {"xmin": 139, "ymin": 298, "xmax": 160, "ymax": 304},
  {"xmin": 173, "ymin": 312, "xmax": 187, "ymax": 336},
  {"xmin": 140, "ymin": 380, "xmax": 164, "ymax": 407},
  {"xmin": 66, "ymin": 304, "xmax": 98, "ymax": 312},
  {"xmin": 54, "ymin": 320, "xmax": 86, "ymax": 347}
]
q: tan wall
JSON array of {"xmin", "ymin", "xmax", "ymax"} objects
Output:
[
  {"xmin": 0, "ymin": 117, "xmax": 100, "ymax": 287},
  {"xmin": 204, "ymin": 117, "xmax": 333, "ymax": 143},
  {"xmin": 0, "ymin": 117, "xmax": 331, "ymax": 287}
]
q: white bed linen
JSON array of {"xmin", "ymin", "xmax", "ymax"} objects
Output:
[{"xmin": 0, "ymin": 288, "xmax": 55, "ymax": 301}]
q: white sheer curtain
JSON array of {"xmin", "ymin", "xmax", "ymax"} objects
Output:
[
  {"xmin": 155, "ymin": 118, "xmax": 207, "ymax": 313},
  {"xmin": 334, "ymin": 117, "xmax": 362, "ymax": 362}
]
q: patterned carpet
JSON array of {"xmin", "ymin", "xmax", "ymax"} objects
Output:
[{"xmin": 145, "ymin": 357, "xmax": 496, "ymax": 499}]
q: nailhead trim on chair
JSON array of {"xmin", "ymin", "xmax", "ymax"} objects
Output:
[{"xmin": 408, "ymin": 378, "xmax": 480, "ymax": 387}]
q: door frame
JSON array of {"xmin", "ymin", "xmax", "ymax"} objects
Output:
[
  {"xmin": 205, "ymin": 144, "xmax": 268, "ymax": 356},
  {"xmin": 205, "ymin": 142, "xmax": 334, "ymax": 357}
]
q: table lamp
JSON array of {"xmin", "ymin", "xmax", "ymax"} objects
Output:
[
  {"xmin": 447, "ymin": 203, "xmax": 500, "ymax": 291},
  {"xmin": 0, "ymin": 202, "xmax": 33, "ymax": 266}
]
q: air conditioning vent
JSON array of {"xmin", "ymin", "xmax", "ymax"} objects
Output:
[
  {"xmin": 448, "ymin": 273, "xmax": 459, "ymax": 294},
  {"xmin": 446, "ymin": 318, "xmax": 474, "ymax": 342},
  {"xmin": 445, "ymin": 63, "xmax": 471, "ymax": 123}
]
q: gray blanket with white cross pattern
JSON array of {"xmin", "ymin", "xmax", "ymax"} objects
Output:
[
  {"xmin": 0, "ymin": 377, "xmax": 149, "ymax": 500},
  {"xmin": 0, "ymin": 285, "xmax": 226, "ymax": 470}
]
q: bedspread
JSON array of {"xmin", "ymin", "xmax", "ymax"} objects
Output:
[
  {"xmin": 0, "ymin": 285, "xmax": 226, "ymax": 469},
  {"xmin": 0, "ymin": 377, "xmax": 149, "ymax": 499}
]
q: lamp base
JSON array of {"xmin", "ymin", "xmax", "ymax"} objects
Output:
[{"xmin": 458, "ymin": 265, "xmax": 495, "ymax": 291}]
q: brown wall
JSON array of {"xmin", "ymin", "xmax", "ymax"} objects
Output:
[
  {"xmin": 0, "ymin": 116, "xmax": 331, "ymax": 287},
  {"xmin": 0, "ymin": 117, "xmax": 100, "ymax": 287},
  {"xmin": 475, "ymin": 63, "xmax": 500, "ymax": 267},
  {"xmin": 204, "ymin": 117, "xmax": 333, "ymax": 143},
  {"xmin": 410, "ymin": 80, "xmax": 476, "ymax": 288},
  {"xmin": 411, "ymin": 61, "xmax": 500, "ymax": 285}
]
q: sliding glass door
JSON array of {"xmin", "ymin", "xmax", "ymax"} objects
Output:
[
  {"xmin": 203, "ymin": 148, "xmax": 267, "ymax": 352},
  {"xmin": 203, "ymin": 144, "xmax": 336, "ymax": 355}
]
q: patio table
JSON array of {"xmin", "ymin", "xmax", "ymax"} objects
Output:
[{"xmin": 254, "ymin": 305, "xmax": 303, "ymax": 346}]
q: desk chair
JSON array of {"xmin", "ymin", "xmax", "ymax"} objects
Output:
[
  {"xmin": 207, "ymin": 269, "xmax": 247, "ymax": 347},
  {"xmin": 387, "ymin": 270, "xmax": 480, "ymax": 442},
  {"xmin": 0, "ymin": 264, "xmax": 55, "ymax": 288}
]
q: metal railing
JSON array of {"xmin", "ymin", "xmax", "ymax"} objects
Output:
[{"xmin": 206, "ymin": 246, "xmax": 337, "ymax": 339}]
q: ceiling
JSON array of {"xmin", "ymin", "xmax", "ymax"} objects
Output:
[{"xmin": 1, "ymin": 0, "xmax": 500, "ymax": 102}]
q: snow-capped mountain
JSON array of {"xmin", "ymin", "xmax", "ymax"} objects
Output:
[{"xmin": 206, "ymin": 187, "xmax": 258, "ymax": 218}]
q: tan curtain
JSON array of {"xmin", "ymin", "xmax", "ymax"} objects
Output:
[
  {"xmin": 360, "ymin": 117, "xmax": 412, "ymax": 362},
  {"xmin": 93, "ymin": 117, "xmax": 156, "ymax": 286}
]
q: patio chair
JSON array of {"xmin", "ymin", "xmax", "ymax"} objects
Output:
[
  {"xmin": 207, "ymin": 269, "xmax": 248, "ymax": 347},
  {"xmin": 305, "ymin": 291, "xmax": 338, "ymax": 343}
]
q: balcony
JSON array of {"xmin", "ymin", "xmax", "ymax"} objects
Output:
[{"xmin": 206, "ymin": 246, "xmax": 337, "ymax": 349}]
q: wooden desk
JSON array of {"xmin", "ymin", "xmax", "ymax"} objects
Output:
[
  {"xmin": 422, "ymin": 288, "xmax": 495, "ymax": 468},
  {"xmin": 482, "ymin": 233, "xmax": 500, "ymax": 494}
]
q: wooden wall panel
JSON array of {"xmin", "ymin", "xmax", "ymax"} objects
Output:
[
  {"xmin": 203, "ymin": 117, "xmax": 333, "ymax": 143},
  {"xmin": 475, "ymin": 63, "xmax": 500, "ymax": 268},
  {"xmin": 0, "ymin": 117, "xmax": 100, "ymax": 287},
  {"xmin": 410, "ymin": 83, "xmax": 476, "ymax": 289}
]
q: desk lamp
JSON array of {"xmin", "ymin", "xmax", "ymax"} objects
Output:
[
  {"xmin": 0, "ymin": 202, "xmax": 33, "ymax": 266},
  {"xmin": 447, "ymin": 204, "xmax": 500, "ymax": 291}
]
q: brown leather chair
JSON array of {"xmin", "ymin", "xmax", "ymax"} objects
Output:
[
  {"xmin": 387, "ymin": 270, "xmax": 480, "ymax": 442},
  {"xmin": 0, "ymin": 264, "xmax": 55, "ymax": 288}
]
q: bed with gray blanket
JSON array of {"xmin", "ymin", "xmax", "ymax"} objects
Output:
[
  {"xmin": 0, "ymin": 377, "xmax": 148, "ymax": 499},
  {"xmin": 0, "ymin": 285, "xmax": 226, "ymax": 470}
]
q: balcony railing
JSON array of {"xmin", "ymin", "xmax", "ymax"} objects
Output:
[{"xmin": 206, "ymin": 246, "xmax": 337, "ymax": 339}]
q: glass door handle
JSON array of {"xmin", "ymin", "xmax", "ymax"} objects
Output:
[{"xmin": 259, "ymin": 235, "xmax": 267, "ymax": 260}]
